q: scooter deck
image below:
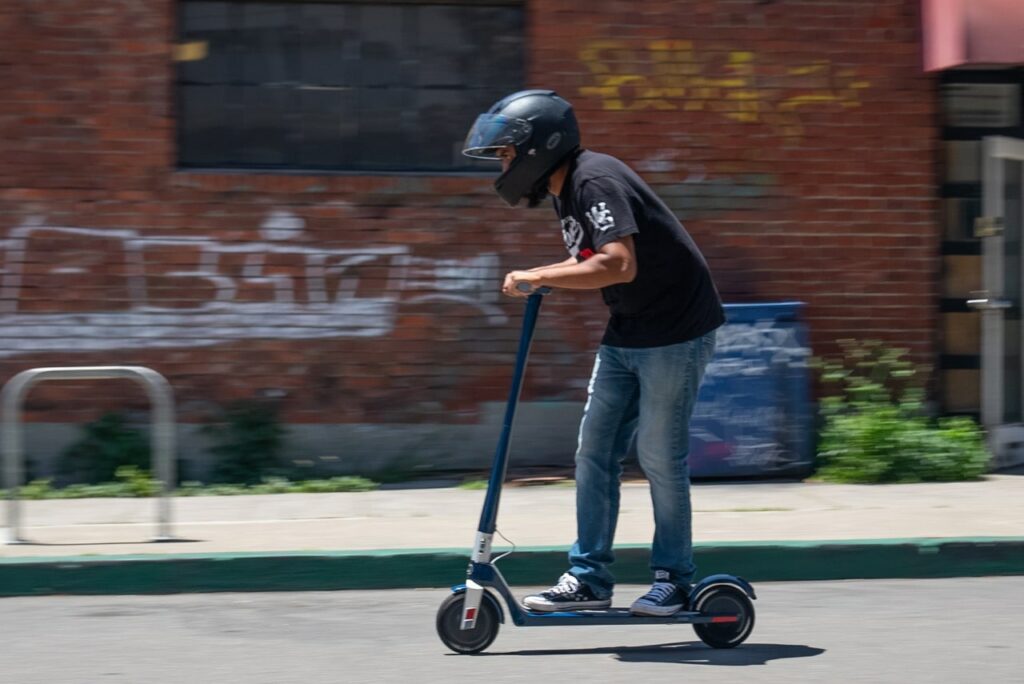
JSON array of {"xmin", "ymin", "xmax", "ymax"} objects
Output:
[{"xmin": 517, "ymin": 606, "xmax": 739, "ymax": 626}]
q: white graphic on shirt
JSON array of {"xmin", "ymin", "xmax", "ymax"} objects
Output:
[
  {"xmin": 587, "ymin": 202, "xmax": 615, "ymax": 232},
  {"xmin": 561, "ymin": 216, "xmax": 584, "ymax": 257}
]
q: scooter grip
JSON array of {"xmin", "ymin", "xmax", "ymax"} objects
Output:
[{"xmin": 515, "ymin": 282, "xmax": 552, "ymax": 295}]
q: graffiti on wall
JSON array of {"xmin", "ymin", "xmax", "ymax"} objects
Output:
[
  {"xmin": 0, "ymin": 214, "xmax": 506, "ymax": 357},
  {"xmin": 706, "ymin": 319, "xmax": 810, "ymax": 378},
  {"xmin": 579, "ymin": 40, "xmax": 870, "ymax": 138}
]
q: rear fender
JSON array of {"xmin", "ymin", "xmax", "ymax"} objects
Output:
[{"xmin": 689, "ymin": 574, "xmax": 757, "ymax": 605}]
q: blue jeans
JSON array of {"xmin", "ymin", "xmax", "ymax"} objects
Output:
[{"xmin": 568, "ymin": 330, "xmax": 716, "ymax": 598}]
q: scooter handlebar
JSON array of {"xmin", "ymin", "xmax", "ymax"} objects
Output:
[{"xmin": 515, "ymin": 282, "xmax": 552, "ymax": 295}]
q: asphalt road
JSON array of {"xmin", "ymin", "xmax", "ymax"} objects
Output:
[{"xmin": 2, "ymin": 577, "xmax": 1021, "ymax": 683}]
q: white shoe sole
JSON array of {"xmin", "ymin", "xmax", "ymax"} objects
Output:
[
  {"xmin": 522, "ymin": 599, "xmax": 612, "ymax": 612},
  {"xmin": 629, "ymin": 603, "xmax": 684, "ymax": 617}
]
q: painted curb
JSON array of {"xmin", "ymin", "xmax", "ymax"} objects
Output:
[{"xmin": 1, "ymin": 537, "xmax": 1022, "ymax": 596}]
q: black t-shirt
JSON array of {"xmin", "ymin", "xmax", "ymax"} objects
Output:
[{"xmin": 553, "ymin": 150, "xmax": 725, "ymax": 348}]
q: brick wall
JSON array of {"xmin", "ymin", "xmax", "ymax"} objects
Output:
[{"xmin": 0, "ymin": 0, "xmax": 939, "ymax": 474}]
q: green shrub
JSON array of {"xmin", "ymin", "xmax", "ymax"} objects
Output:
[
  {"xmin": 58, "ymin": 412, "xmax": 150, "ymax": 484},
  {"xmin": 294, "ymin": 476, "xmax": 377, "ymax": 493},
  {"xmin": 248, "ymin": 476, "xmax": 294, "ymax": 494},
  {"xmin": 815, "ymin": 340, "xmax": 990, "ymax": 484},
  {"xmin": 815, "ymin": 338, "xmax": 918, "ymax": 407},
  {"xmin": 19, "ymin": 478, "xmax": 56, "ymax": 500},
  {"xmin": 202, "ymin": 400, "xmax": 287, "ymax": 484},
  {"xmin": 115, "ymin": 465, "xmax": 159, "ymax": 497}
]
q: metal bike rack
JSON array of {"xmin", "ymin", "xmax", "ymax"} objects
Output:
[{"xmin": 3, "ymin": 366, "xmax": 176, "ymax": 544}]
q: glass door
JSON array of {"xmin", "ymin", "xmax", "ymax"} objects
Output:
[{"xmin": 972, "ymin": 136, "xmax": 1024, "ymax": 468}]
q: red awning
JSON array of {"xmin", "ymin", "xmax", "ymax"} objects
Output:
[{"xmin": 923, "ymin": 0, "xmax": 1024, "ymax": 71}]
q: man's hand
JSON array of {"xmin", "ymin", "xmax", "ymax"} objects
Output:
[{"xmin": 502, "ymin": 270, "xmax": 543, "ymax": 298}]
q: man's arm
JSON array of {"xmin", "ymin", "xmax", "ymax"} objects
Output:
[
  {"xmin": 503, "ymin": 237, "xmax": 636, "ymax": 297},
  {"xmin": 527, "ymin": 256, "xmax": 579, "ymax": 273}
]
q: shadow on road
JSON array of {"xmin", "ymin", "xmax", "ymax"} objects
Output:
[{"xmin": 483, "ymin": 641, "xmax": 824, "ymax": 665}]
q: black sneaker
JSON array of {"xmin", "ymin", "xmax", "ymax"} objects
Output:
[
  {"xmin": 629, "ymin": 570, "xmax": 690, "ymax": 616},
  {"xmin": 522, "ymin": 573, "xmax": 612, "ymax": 612}
]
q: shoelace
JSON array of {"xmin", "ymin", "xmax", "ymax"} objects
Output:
[
  {"xmin": 641, "ymin": 582, "xmax": 676, "ymax": 603},
  {"xmin": 545, "ymin": 573, "xmax": 580, "ymax": 596}
]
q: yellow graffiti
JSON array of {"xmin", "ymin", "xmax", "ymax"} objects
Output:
[
  {"xmin": 579, "ymin": 40, "xmax": 870, "ymax": 137},
  {"xmin": 173, "ymin": 41, "xmax": 209, "ymax": 62}
]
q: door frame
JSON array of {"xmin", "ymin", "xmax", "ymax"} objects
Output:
[{"xmin": 977, "ymin": 135, "xmax": 1024, "ymax": 468}]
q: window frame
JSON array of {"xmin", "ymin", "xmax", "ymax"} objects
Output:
[{"xmin": 174, "ymin": 0, "xmax": 525, "ymax": 175}]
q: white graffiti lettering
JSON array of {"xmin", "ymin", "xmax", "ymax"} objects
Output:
[
  {"xmin": 0, "ymin": 217, "xmax": 507, "ymax": 357},
  {"xmin": 705, "ymin": 320, "xmax": 810, "ymax": 379}
]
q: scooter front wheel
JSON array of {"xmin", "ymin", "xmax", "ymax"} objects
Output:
[{"xmin": 436, "ymin": 593, "xmax": 500, "ymax": 654}]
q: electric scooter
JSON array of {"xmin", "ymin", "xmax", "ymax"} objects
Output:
[{"xmin": 435, "ymin": 287, "xmax": 757, "ymax": 654}]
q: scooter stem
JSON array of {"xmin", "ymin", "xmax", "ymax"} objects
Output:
[{"xmin": 476, "ymin": 292, "xmax": 545, "ymax": 536}]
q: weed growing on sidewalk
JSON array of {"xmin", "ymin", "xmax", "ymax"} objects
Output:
[
  {"xmin": 814, "ymin": 340, "xmax": 989, "ymax": 483},
  {"xmin": 4, "ymin": 471, "xmax": 379, "ymax": 499}
]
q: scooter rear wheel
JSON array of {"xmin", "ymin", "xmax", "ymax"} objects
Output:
[
  {"xmin": 436, "ymin": 593, "xmax": 500, "ymax": 654},
  {"xmin": 692, "ymin": 585, "xmax": 755, "ymax": 649}
]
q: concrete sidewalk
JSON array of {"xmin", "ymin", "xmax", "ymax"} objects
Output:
[{"xmin": 1, "ymin": 475, "xmax": 1022, "ymax": 595}]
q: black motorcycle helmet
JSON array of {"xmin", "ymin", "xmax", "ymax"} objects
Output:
[{"xmin": 463, "ymin": 90, "xmax": 580, "ymax": 207}]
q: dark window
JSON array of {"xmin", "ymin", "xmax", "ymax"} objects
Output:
[{"xmin": 176, "ymin": 1, "xmax": 524, "ymax": 172}]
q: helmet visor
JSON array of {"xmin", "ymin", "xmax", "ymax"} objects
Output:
[{"xmin": 462, "ymin": 114, "xmax": 533, "ymax": 159}]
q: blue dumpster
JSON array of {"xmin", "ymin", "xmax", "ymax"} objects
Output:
[{"xmin": 689, "ymin": 302, "xmax": 813, "ymax": 478}]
